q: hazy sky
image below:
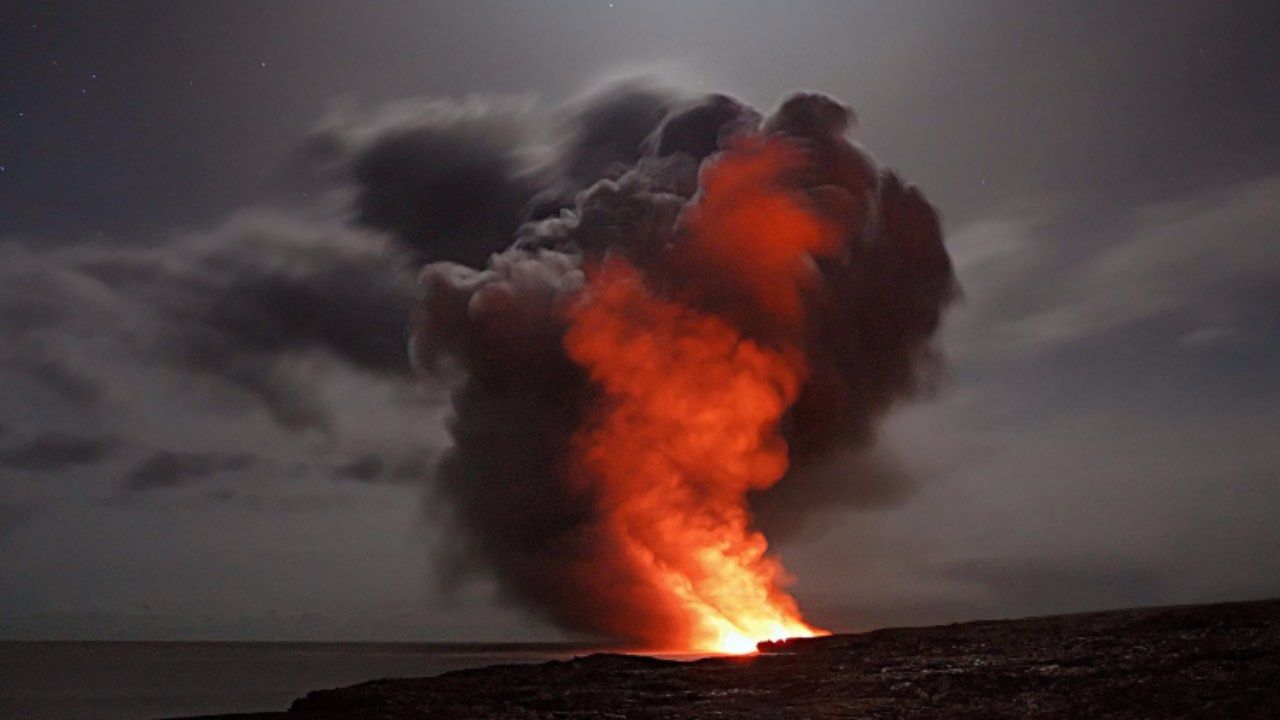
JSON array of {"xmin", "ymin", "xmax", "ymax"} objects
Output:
[{"xmin": 2, "ymin": 0, "xmax": 1278, "ymax": 641}]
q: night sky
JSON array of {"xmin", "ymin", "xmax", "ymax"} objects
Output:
[{"xmin": 2, "ymin": 0, "xmax": 1279, "ymax": 641}]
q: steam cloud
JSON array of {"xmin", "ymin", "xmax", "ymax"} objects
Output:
[{"xmin": 341, "ymin": 81, "xmax": 957, "ymax": 644}]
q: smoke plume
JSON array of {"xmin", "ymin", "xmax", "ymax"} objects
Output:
[{"xmin": 389, "ymin": 83, "xmax": 956, "ymax": 649}]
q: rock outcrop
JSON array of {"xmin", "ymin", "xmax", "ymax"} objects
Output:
[{"xmin": 264, "ymin": 599, "xmax": 1279, "ymax": 718}]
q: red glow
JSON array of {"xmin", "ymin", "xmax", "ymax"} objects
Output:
[{"xmin": 563, "ymin": 137, "xmax": 833, "ymax": 653}]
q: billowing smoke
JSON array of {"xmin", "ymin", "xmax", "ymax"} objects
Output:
[{"xmin": 349, "ymin": 82, "xmax": 956, "ymax": 649}]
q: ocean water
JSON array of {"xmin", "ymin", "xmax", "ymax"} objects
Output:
[{"xmin": 0, "ymin": 641, "xmax": 605, "ymax": 720}]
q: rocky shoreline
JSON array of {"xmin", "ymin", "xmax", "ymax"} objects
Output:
[{"xmin": 179, "ymin": 599, "xmax": 1280, "ymax": 719}]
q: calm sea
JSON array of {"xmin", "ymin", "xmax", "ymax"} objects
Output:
[{"xmin": 0, "ymin": 641, "xmax": 607, "ymax": 720}]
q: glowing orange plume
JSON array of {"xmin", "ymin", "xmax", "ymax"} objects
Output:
[{"xmin": 564, "ymin": 136, "xmax": 835, "ymax": 652}]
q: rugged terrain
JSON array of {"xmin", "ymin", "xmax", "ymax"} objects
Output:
[{"xmin": 196, "ymin": 599, "xmax": 1280, "ymax": 719}]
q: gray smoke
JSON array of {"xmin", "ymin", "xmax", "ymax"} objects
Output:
[{"xmin": 342, "ymin": 81, "xmax": 957, "ymax": 643}]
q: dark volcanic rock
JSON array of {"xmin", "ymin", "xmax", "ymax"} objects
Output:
[{"xmin": 283, "ymin": 600, "xmax": 1280, "ymax": 719}]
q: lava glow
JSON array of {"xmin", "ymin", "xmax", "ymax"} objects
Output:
[{"xmin": 563, "ymin": 138, "xmax": 833, "ymax": 653}]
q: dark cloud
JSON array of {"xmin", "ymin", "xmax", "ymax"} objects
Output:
[
  {"xmin": 310, "ymin": 98, "xmax": 539, "ymax": 268},
  {"xmin": 0, "ymin": 211, "xmax": 420, "ymax": 434},
  {"xmin": 336, "ymin": 450, "xmax": 434, "ymax": 484},
  {"xmin": 124, "ymin": 450, "xmax": 256, "ymax": 492},
  {"xmin": 557, "ymin": 80, "xmax": 676, "ymax": 185},
  {"xmin": 518, "ymin": 79, "xmax": 680, "ymax": 223},
  {"xmin": 411, "ymin": 85, "xmax": 956, "ymax": 644},
  {"xmin": 0, "ymin": 433, "xmax": 118, "ymax": 472},
  {"xmin": 649, "ymin": 93, "xmax": 761, "ymax": 161},
  {"xmin": 144, "ymin": 231, "xmax": 417, "ymax": 431},
  {"xmin": 173, "ymin": 250, "xmax": 413, "ymax": 377}
]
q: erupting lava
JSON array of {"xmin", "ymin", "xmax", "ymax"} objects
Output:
[
  {"xmin": 412, "ymin": 89, "xmax": 955, "ymax": 656},
  {"xmin": 563, "ymin": 138, "xmax": 834, "ymax": 653}
]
